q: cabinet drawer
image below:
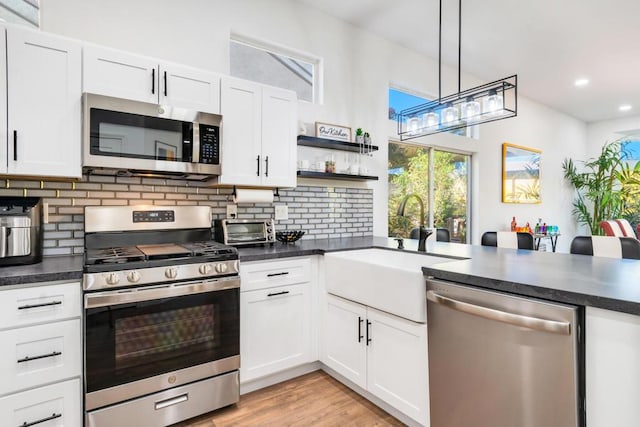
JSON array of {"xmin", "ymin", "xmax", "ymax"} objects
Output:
[
  {"xmin": 0, "ymin": 282, "xmax": 81, "ymax": 330},
  {"xmin": 0, "ymin": 378, "xmax": 81, "ymax": 427},
  {"xmin": 0, "ymin": 319, "xmax": 81, "ymax": 395},
  {"xmin": 240, "ymin": 258, "xmax": 311, "ymax": 292}
]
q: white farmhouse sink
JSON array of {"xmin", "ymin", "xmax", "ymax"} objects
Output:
[{"xmin": 324, "ymin": 249, "xmax": 452, "ymax": 323}]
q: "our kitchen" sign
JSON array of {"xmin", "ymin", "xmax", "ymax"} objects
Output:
[{"xmin": 315, "ymin": 122, "xmax": 351, "ymax": 142}]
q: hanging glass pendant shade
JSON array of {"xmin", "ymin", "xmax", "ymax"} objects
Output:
[{"xmin": 398, "ymin": 0, "xmax": 517, "ymax": 140}]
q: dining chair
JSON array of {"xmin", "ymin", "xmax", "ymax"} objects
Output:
[
  {"xmin": 481, "ymin": 231, "xmax": 534, "ymax": 250},
  {"xmin": 570, "ymin": 236, "xmax": 640, "ymax": 259},
  {"xmin": 599, "ymin": 220, "xmax": 624, "ymax": 237},
  {"xmin": 614, "ymin": 219, "xmax": 637, "ymax": 238}
]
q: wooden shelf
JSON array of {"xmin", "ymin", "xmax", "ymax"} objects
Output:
[
  {"xmin": 297, "ymin": 135, "xmax": 378, "ymax": 153},
  {"xmin": 297, "ymin": 170, "xmax": 379, "ymax": 181}
]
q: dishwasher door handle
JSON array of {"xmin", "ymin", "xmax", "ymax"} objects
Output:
[{"xmin": 426, "ymin": 290, "xmax": 571, "ymax": 335}]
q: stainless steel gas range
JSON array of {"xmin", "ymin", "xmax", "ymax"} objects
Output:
[{"xmin": 82, "ymin": 205, "xmax": 240, "ymax": 426}]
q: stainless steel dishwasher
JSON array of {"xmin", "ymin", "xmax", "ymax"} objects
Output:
[{"xmin": 426, "ymin": 279, "xmax": 584, "ymax": 427}]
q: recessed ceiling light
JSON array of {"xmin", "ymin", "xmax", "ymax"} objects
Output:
[
  {"xmin": 574, "ymin": 78, "xmax": 589, "ymax": 87},
  {"xmin": 619, "ymin": 105, "xmax": 632, "ymax": 112}
]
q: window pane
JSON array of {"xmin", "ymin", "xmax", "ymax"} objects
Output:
[
  {"xmin": 0, "ymin": 0, "xmax": 39, "ymax": 27},
  {"xmin": 622, "ymin": 140, "xmax": 640, "ymax": 160},
  {"xmin": 389, "ymin": 88, "xmax": 430, "ymax": 120},
  {"xmin": 433, "ymin": 150, "xmax": 469, "ymax": 243},
  {"xmin": 230, "ymin": 40, "xmax": 314, "ymax": 102},
  {"xmin": 388, "ymin": 142, "xmax": 429, "ymax": 237}
]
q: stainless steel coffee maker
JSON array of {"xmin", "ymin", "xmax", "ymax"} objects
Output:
[{"xmin": 0, "ymin": 197, "xmax": 43, "ymax": 266}]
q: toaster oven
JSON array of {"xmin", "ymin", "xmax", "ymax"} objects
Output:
[{"xmin": 213, "ymin": 219, "xmax": 275, "ymax": 246}]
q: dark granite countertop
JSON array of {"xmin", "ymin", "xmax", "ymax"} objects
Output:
[
  {"xmin": 0, "ymin": 255, "xmax": 84, "ymax": 287},
  {"xmin": 3, "ymin": 237, "xmax": 639, "ymax": 316},
  {"xmin": 239, "ymin": 236, "xmax": 640, "ymax": 316}
]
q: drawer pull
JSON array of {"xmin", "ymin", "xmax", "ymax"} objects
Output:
[
  {"xmin": 155, "ymin": 393, "xmax": 188, "ymax": 410},
  {"xmin": 18, "ymin": 301, "xmax": 62, "ymax": 310},
  {"xmin": 19, "ymin": 412, "xmax": 62, "ymax": 427},
  {"xmin": 266, "ymin": 272, "xmax": 289, "ymax": 277},
  {"xmin": 267, "ymin": 291, "xmax": 290, "ymax": 297},
  {"xmin": 17, "ymin": 351, "xmax": 62, "ymax": 363}
]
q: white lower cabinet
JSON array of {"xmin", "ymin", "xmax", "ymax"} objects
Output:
[
  {"xmin": 0, "ymin": 378, "xmax": 81, "ymax": 427},
  {"xmin": 0, "ymin": 281, "xmax": 82, "ymax": 425},
  {"xmin": 322, "ymin": 294, "xmax": 429, "ymax": 425},
  {"xmin": 240, "ymin": 258, "xmax": 314, "ymax": 383},
  {"xmin": 586, "ymin": 307, "xmax": 640, "ymax": 427}
]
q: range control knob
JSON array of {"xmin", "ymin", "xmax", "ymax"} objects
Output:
[
  {"xmin": 199, "ymin": 264, "xmax": 213, "ymax": 275},
  {"xmin": 127, "ymin": 271, "xmax": 141, "ymax": 283},
  {"xmin": 215, "ymin": 263, "xmax": 228, "ymax": 274},
  {"xmin": 106, "ymin": 273, "xmax": 120, "ymax": 285},
  {"xmin": 165, "ymin": 267, "xmax": 178, "ymax": 279}
]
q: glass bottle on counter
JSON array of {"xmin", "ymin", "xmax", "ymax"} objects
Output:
[{"xmin": 511, "ymin": 217, "xmax": 517, "ymax": 232}]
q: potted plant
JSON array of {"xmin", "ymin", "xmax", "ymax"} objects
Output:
[
  {"xmin": 563, "ymin": 139, "xmax": 640, "ymax": 235},
  {"xmin": 355, "ymin": 128, "xmax": 364, "ymax": 143},
  {"xmin": 364, "ymin": 132, "xmax": 371, "ymax": 145}
]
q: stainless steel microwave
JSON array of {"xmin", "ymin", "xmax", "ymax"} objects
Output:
[
  {"xmin": 214, "ymin": 219, "xmax": 275, "ymax": 246},
  {"xmin": 83, "ymin": 93, "xmax": 221, "ymax": 180}
]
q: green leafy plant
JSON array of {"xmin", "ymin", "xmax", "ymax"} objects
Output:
[
  {"xmin": 355, "ymin": 128, "xmax": 363, "ymax": 136},
  {"xmin": 562, "ymin": 139, "xmax": 640, "ymax": 235}
]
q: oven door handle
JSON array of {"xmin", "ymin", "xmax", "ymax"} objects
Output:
[{"xmin": 84, "ymin": 277, "xmax": 240, "ymax": 309}]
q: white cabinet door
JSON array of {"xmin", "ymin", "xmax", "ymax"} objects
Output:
[
  {"xmin": 366, "ymin": 307, "xmax": 429, "ymax": 425},
  {"xmin": 0, "ymin": 378, "xmax": 81, "ymax": 427},
  {"xmin": 219, "ymin": 77, "xmax": 263, "ymax": 186},
  {"xmin": 0, "ymin": 28, "xmax": 6, "ymax": 174},
  {"xmin": 6, "ymin": 27, "xmax": 81, "ymax": 178},
  {"xmin": 261, "ymin": 86, "xmax": 297, "ymax": 187},
  {"xmin": 322, "ymin": 294, "xmax": 367, "ymax": 389},
  {"xmin": 586, "ymin": 307, "xmax": 640, "ymax": 427},
  {"xmin": 160, "ymin": 63, "xmax": 220, "ymax": 114},
  {"xmin": 240, "ymin": 283, "xmax": 312, "ymax": 383},
  {"xmin": 83, "ymin": 45, "xmax": 158, "ymax": 104}
]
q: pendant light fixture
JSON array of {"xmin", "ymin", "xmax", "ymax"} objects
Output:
[{"xmin": 398, "ymin": 0, "xmax": 517, "ymax": 140}]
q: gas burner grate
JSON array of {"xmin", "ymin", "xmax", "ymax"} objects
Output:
[
  {"xmin": 182, "ymin": 241, "xmax": 238, "ymax": 257},
  {"xmin": 86, "ymin": 246, "xmax": 145, "ymax": 265}
]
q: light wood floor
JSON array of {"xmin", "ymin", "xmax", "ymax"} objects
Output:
[{"xmin": 174, "ymin": 370, "xmax": 406, "ymax": 427}]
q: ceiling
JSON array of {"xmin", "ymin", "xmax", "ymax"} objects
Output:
[{"xmin": 294, "ymin": 0, "xmax": 640, "ymax": 123}]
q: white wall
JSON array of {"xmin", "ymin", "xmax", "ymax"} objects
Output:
[{"xmin": 41, "ymin": 0, "xmax": 587, "ymax": 251}]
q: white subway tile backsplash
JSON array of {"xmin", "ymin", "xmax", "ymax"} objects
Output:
[{"xmin": 0, "ymin": 175, "xmax": 372, "ymax": 254}]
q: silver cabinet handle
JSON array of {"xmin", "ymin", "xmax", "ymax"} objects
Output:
[
  {"xmin": 18, "ymin": 301, "xmax": 62, "ymax": 310},
  {"xmin": 426, "ymin": 290, "xmax": 571, "ymax": 335},
  {"xmin": 155, "ymin": 393, "xmax": 188, "ymax": 410}
]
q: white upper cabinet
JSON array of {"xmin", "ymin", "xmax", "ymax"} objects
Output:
[
  {"xmin": 219, "ymin": 77, "xmax": 263, "ymax": 186},
  {"xmin": 83, "ymin": 45, "xmax": 220, "ymax": 114},
  {"xmin": 6, "ymin": 26, "xmax": 82, "ymax": 178},
  {"xmin": 261, "ymin": 87, "xmax": 297, "ymax": 187},
  {"xmin": 0, "ymin": 28, "xmax": 7, "ymax": 175},
  {"xmin": 160, "ymin": 64, "xmax": 220, "ymax": 114},
  {"xmin": 219, "ymin": 77, "xmax": 297, "ymax": 188},
  {"xmin": 83, "ymin": 45, "xmax": 158, "ymax": 104}
]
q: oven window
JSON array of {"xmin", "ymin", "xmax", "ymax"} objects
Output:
[
  {"xmin": 90, "ymin": 108, "xmax": 193, "ymax": 161},
  {"xmin": 85, "ymin": 288, "xmax": 239, "ymax": 393},
  {"xmin": 227, "ymin": 223, "xmax": 266, "ymax": 241}
]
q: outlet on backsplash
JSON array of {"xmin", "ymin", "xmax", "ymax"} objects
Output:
[
  {"xmin": 274, "ymin": 205, "xmax": 288, "ymax": 221},
  {"xmin": 226, "ymin": 204, "xmax": 238, "ymax": 219}
]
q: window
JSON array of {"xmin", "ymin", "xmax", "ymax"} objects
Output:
[
  {"xmin": 622, "ymin": 139, "xmax": 640, "ymax": 160},
  {"xmin": 0, "ymin": 0, "xmax": 39, "ymax": 27},
  {"xmin": 388, "ymin": 141, "xmax": 470, "ymax": 243},
  {"xmin": 230, "ymin": 35, "xmax": 320, "ymax": 103}
]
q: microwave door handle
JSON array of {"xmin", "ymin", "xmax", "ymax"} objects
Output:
[{"xmin": 192, "ymin": 123, "xmax": 200, "ymax": 163}]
